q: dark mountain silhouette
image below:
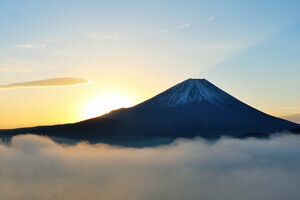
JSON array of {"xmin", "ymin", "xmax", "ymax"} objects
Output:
[{"xmin": 0, "ymin": 79, "xmax": 298, "ymax": 142}]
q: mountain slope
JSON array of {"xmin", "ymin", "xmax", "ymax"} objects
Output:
[
  {"xmin": 137, "ymin": 79, "xmax": 235, "ymax": 107},
  {"xmin": 0, "ymin": 79, "xmax": 298, "ymax": 141}
]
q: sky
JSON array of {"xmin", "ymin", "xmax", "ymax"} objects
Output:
[{"xmin": 0, "ymin": 0, "xmax": 299, "ymax": 128}]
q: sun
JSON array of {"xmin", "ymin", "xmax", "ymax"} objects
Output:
[{"xmin": 83, "ymin": 92, "xmax": 135, "ymax": 120}]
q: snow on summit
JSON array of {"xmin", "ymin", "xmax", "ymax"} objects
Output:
[{"xmin": 139, "ymin": 79, "xmax": 235, "ymax": 107}]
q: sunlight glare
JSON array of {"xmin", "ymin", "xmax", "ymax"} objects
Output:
[{"xmin": 83, "ymin": 92, "xmax": 135, "ymax": 120}]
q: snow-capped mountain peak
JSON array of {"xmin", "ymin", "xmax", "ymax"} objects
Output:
[{"xmin": 138, "ymin": 78, "xmax": 235, "ymax": 107}]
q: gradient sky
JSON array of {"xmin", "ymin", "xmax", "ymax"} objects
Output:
[{"xmin": 0, "ymin": 0, "xmax": 299, "ymax": 128}]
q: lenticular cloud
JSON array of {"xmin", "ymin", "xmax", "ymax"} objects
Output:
[{"xmin": 0, "ymin": 133, "xmax": 300, "ymax": 200}]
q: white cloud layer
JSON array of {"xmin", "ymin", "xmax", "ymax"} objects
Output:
[{"xmin": 0, "ymin": 133, "xmax": 300, "ymax": 200}]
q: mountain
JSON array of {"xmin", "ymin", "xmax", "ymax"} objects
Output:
[
  {"xmin": 0, "ymin": 79, "xmax": 298, "ymax": 142},
  {"xmin": 100, "ymin": 78, "xmax": 298, "ymax": 138}
]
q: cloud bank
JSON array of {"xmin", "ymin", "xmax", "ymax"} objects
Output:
[
  {"xmin": 0, "ymin": 134, "xmax": 300, "ymax": 200},
  {"xmin": 0, "ymin": 78, "xmax": 92, "ymax": 89}
]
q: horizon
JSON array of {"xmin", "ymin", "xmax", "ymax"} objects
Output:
[
  {"xmin": 1, "ymin": 77, "xmax": 299, "ymax": 129},
  {"xmin": 1, "ymin": 77, "xmax": 299, "ymax": 131}
]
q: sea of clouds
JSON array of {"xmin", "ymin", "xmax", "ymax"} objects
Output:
[{"xmin": 0, "ymin": 133, "xmax": 300, "ymax": 200}]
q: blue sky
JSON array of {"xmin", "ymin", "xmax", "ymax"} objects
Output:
[
  {"xmin": 200, "ymin": 21, "xmax": 300, "ymax": 115},
  {"xmin": 0, "ymin": 0, "xmax": 299, "ymax": 127}
]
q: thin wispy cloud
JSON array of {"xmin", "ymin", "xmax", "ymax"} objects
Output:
[
  {"xmin": 0, "ymin": 77, "xmax": 92, "ymax": 89},
  {"xmin": 163, "ymin": 23, "xmax": 191, "ymax": 33},
  {"xmin": 14, "ymin": 44, "xmax": 46, "ymax": 49},
  {"xmin": 0, "ymin": 59, "xmax": 50, "ymax": 75},
  {"xmin": 174, "ymin": 23, "xmax": 191, "ymax": 30},
  {"xmin": 205, "ymin": 16, "xmax": 215, "ymax": 22},
  {"xmin": 86, "ymin": 32, "xmax": 125, "ymax": 40},
  {"xmin": 0, "ymin": 66, "xmax": 34, "ymax": 73}
]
